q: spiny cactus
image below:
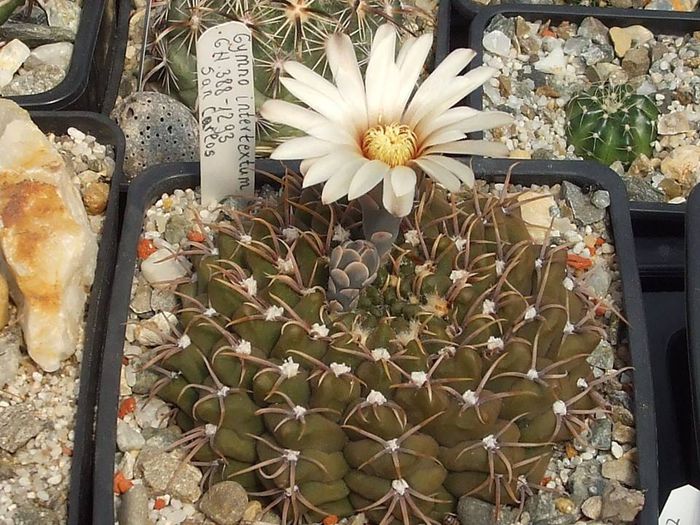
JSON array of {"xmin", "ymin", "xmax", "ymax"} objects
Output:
[
  {"xmin": 146, "ymin": 169, "xmax": 616, "ymax": 525},
  {"xmin": 143, "ymin": 0, "xmax": 435, "ymax": 152},
  {"xmin": 566, "ymin": 84, "xmax": 659, "ymax": 166}
]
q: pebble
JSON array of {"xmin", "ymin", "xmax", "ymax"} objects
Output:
[
  {"xmin": 0, "ymin": 39, "xmax": 31, "ymax": 88},
  {"xmin": 613, "ymin": 423, "xmax": 636, "ymax": 444},
  {"xmin": 562, "ymin": 181, "xmax": 605, "ymax": 225},
  {"xmin": 150, "ymin": 288, "xmax": 178, "ymax": 313},
  {"xmin": 118, "ymin": 484, "xmax": 152, "ymax": 525},
  {"xmin": 587, "ymin": 340, "xmax": 615, "ymax": 371},
  {"xmin": 534, "ymin": 47, "xmax": 567, "ymax": 75},
  {"xmin": 600, "ymin": 481, "xmax": 645, "ymax": 522},
  {"xmin": 525, "ymin": 492, "xmax": 579, "ymax": 525},
  {"xmin": 581, "ymin": 496, "xmax": 602, "ymax": 520},
  {"xmin": 601, "ymin": 458, "xmax": 638, "ymax": 487},
  {"xmin": 24, "ymin": 42, "xmax": 73, "ymax": 71},
  {"xmin": 242, "ymin": 500, "xmax": 263, "ymax": 523},
  {"xmin": 142, "ymin": 451, "xmax": 202, "ymax": 502},
  {"xmin": 658, "ymin": 111, "xmax": 694, "ymax": 135},
  {"xmin": 0, "ymin": 22, "xmax": 75, "ymax": 47},
  {"xmin": 578, "ymin": 17, "xmax": 610, "ymax": 45},
  {"xmin": 199, "ymin": 481, "xmax": 249, "ymax": 525},
  {"xmin": 660, "ymin": 145, "xmax": 700, "ymax": 185},
  {"xmin": 590, "ymin": 190, "xmax": 610, "ymax": 209},
  {"xmin": 609, "ymin": 26, "xmax": 654, "ymax": 58},
  {"xmin": 133, "ymin": 313, "xmax": 176, "ymax": 346},
  {"xmin": 0, "ymin": 326, "xmax": 21, "ymax": 387},
  {"xmin": 569, "ymin": 460, "xmax": 608, "ymax": 503},
  {"xmin": 457, "ymin": 496, "xmax": 519, "ymax": 524},
  {"xmin": 483, "ymin": 30, "xmax": 512, "ymax": 57},
  {"xmin": 164, "ymin": 214, "xmax": 192, "ymax": 245},
  {"xmin": 141, "ymin": 249, "xmax": 189, "ymax": 284},
  {"xmin": 117, "ymin": 420, "xmax": 146, "ymax": 452},
  {"xmin": 0, "ymin": 404, "xmax": 45, "ymax": 454},
  {"xmin": 621, "ymin": 47, "xmax": 650, "ymax": 78},
  {"xmin": 135, "ymin": 398, "xmax": 171, "ymax": 429},
  {"xmin": 130, "ymin": 280, "xmax": 153, "ymax": 315},
  {"xmin": 82, "ymin": 182, "xmax": 110, "ymax": 215},
  {"xmin": 611, "ymin": 441, "xmax": 624, "ymax": 459},
  {"xmin": 588, "ymin": 417, "xmax": 613, "ymax": 450},
  {"xmin": 621, "ymin": 176, "xmax": 665, "ymax": 202}
]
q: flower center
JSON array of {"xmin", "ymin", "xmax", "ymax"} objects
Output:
[{"xmin": 362, "ymin": 123, "xmax": 417, "ymax": 167}]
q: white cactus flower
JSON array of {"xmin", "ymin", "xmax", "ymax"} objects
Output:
[{"xmin": 260, "ymin": 24, "xmax": 512, "ymax": 217}]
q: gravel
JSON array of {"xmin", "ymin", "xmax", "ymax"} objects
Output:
[{"xmin": 481, "ymin": 16, "xmax": 700, "ymax": 201}]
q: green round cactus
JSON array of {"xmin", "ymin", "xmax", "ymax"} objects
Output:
[
  {"xmin": 566, "ymin": 84, "xmax": 659, "ymax": 166},
  {"xmin": 148, "ymin": 170, "xmax": 615, "ymax": 525}
]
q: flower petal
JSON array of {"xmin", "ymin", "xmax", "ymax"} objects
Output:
[
  {"xmin": 280, "ymin": 77, "xmax": 348, "ymax": 125},
  {"xmin": 425, "ymin": 139, "xmax": 510, "ymax": 157},
  {"xmin": 414, "ymin": 106, "xmax": 480, "ymax": 141},
  {"xmin": 270, "ymin": 136, "xmax": 335, "ymax": 160},
  {"xmin": 390, "ymin": 165, "xmax": 417, "ymax": 197},
  {"xmin": 303, "ymin": 150, "xmax": 362, "ymax": 188},
  {"xmin": 413, "ymin": 157, "xmax": 461, "ymax": 192},
  {"xmin": 395, "ymin": 33, "xmax": 433, "ymax": 120},
  {"xmin": 326, "ymin": 32, "xmax": 368, "ymax": 129},
  {"xmin": 365, "ymin": 24, "xmax": 398, "ymax": 124},
  {"xmin": 422, "ymin": 111, "xmax": 514, "ymax": 146},
  {"xmin": 259, "ymin": 99, "xmax": 327, "ymax": 133},
  {"xmin": 300, "ymin": 157, "xmax": 319, "ymax": 175},
  {"xmin": 423, "ymin": 155, "xmax": 475, "ymax": 187},
  {"xmin": 409, "ymin": 66, "xmax": 498, "ymax": 129},
  {"xmin": 383, "ymin": 172, "xmax": 415, "ymax": 217},
  {"xmin": 284, "ymin": 61, "xmax": 345, "ymax": 104},
  {"xmin": 404, "ymin": 48, "xmax": 476, "ymax": 122},
  {"xmin": 322, "ymin": 158, "xmax": 368, "ymax": 203},
  {"xmin": 347, "ymin": 160, "xmax": 390, "ymax": 200}
]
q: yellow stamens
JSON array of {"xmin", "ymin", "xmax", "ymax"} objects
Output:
[{"xmin": 362, "ymin": 123, "xmax": 417, "ymax": 168}]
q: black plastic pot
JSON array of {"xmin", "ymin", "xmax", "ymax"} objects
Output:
[
  {"xmin": 90, "ymin": 0, "xmax": 132, "ymax": 115},
  {"xmin": 30, "ymin": 112, "xmax": 125, "ymax": 524},
  {"xmin": 435, "ymin": 2, "xmax": 692, "ymax": 276},
  {"xmin": 93, "ymin": 158, "xmax": 657, "ymax": 523},
  {"xmin": 6, "ymin": 0, "xmax": 125, "ymax": 111},
  {"xmin": 685, "ymin": 186, "xmax": 700, "ymax": 483}
]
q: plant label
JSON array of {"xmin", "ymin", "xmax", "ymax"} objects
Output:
[
  {"xmin": 196, "ymin": 21, "xmax": 256, "ymax": 205},
  {"xmin": 659, "ymin": 484, "xmax": 700, "ymax": 524}
]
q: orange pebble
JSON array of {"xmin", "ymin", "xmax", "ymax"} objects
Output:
[
  {"xmin": 187, "ymin": 229, "xmax": 206, "ymax": 243},
  {"xmin": 137, "ymin": 238, "xmax": 157, "ymax": 259},
  {"xmin": 118, "ymin": 397, "xmax": 137, "ymax": 419},
  {"xmin": 323, "ymin": 516, "xmax": 339, "ymax": 525},
  {"xmin": 595, "ymin": 303, "xmax": 607, "ymax": 316},
  {"xmin": 114, "ymin": 472, "xmax": 133, "ymax": 495},
  {"xmin": 566, "ymin": 442, "xmax": 578, "ymax": 459},
  {"xmin": 567, "ymin": 253, "xmax": 593, "ymax": 270},
  {"xmin": 541, "ymin": 27, "xmax": 556, "ymax": 37},
  {"xmin": 595, "ymin": 237, "xmax": 605, "ymax": 247},
  {"xmin": 154, "ymin": 498, "xmax": 167, "ymax": 510},
  {"xmin": 540, "ymin": 476, "xmax": 552, "ymax": 486},
  {"xmin": 62, "ymin": 446, "xmax": 73, "ymax": 457}
]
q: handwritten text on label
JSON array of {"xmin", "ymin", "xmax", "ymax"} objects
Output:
[{"xmin": 197, "ymin": 21, "xmax": 255, "ymax": 205}]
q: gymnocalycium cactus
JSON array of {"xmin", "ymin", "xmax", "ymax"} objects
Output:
[
  {"xmin": 566, "ymin": 84, "xmax": 659, "ymax": 166},
  {"xmin": 144, "ymin": 0, "xmax": 435, "ymax": 152},
  {"xmin": 146, "ymin": 168, "xmax": 615, "ymax": 525}
]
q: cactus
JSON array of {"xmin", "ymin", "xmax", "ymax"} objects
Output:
[
  {"xmin": 143, "ymin": 0, "xmax": 436, "ymax": 152},
  {"xmin": 566, "ymin": 84, "xmax": 659, "ymax": 166},
  {"xmin": 144, "ymin": 167, "xmax": 619, "ymax": 525}
]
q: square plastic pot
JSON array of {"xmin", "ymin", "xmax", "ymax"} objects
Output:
[
  {"xmin": 92, "ymin": 158, "xmax": 658, "ymax": 524},
  {"xmin": 30, "ymin": 111, "xmax": 126, "ymax": 524}
]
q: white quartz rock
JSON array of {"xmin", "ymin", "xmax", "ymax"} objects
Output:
[
  {"xmin": 0, "ymin": 40, "xmax": 30, "ymax": 88},
  {"xmin": 141, "ymin": 248, "xmax": 188, "ymax": 284},
  {"xmin": 0, "ymin": 100, "xmax": 98, "ymax": 372},
  {"xmin": 534, "ymin": 47, "xmax": 567, "ymax": 76},
  {"xmin": 25, "ymin": 43, "xmax": 74, "ymax": 72}
]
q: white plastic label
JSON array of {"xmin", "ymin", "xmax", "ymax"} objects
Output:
[
  {"xmin": 196, "ymin": 21, "xmax": 256, "ymax": 205},
  {"xmin": 659, "ymin": 485, "xmax": 700, "ymax": 524}
]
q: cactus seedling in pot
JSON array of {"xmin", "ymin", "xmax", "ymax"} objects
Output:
[
  {"xmin": 138, "ymin": 22, "xmax": 630, "ymax": 525},
  {"xmin": 566, "ymin": 84, "xmax": 659, "ymax": 166}
]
